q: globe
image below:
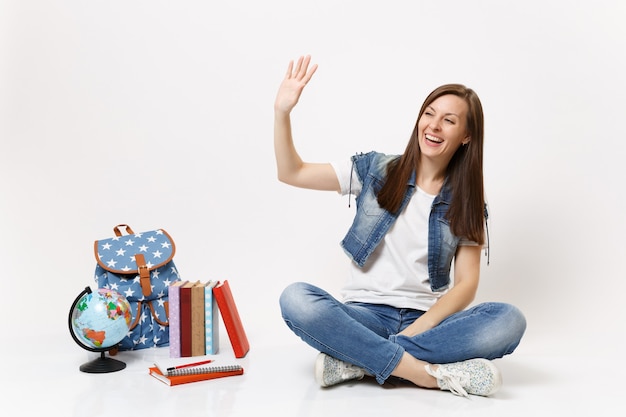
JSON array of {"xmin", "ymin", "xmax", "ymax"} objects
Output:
[{"xmin": 68, "ymin": 286, "xmax": 131, "ymax": 373}]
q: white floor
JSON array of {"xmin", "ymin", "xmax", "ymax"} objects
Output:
[{"xmin": 6, "ymin": 331, "xmax": 623, "ymax": 417}]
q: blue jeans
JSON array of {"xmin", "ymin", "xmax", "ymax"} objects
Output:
[{"xmin": 279, "ymin": 282, "xmax": 526, "ymax": 385}]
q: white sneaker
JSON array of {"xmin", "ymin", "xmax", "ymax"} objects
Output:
[
  {"xmin": 315, "ymin": 353, "xmax": 366, "ymax": 387},
  {"xmin": 425, "ymin": 358, "xmax": 502, "ymax": 397}
]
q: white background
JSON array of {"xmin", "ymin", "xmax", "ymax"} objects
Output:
[{"xmin": 1, "ymin": 0, "xmax": 624, "ymax": 361}]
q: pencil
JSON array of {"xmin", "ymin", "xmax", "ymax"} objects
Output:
[{"xmin": 166, "ymin": 359, "xmax": 213, "ymax": 371}]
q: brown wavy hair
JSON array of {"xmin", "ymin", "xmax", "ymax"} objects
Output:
[{"xmin": 377, "ymin": 84, "xmax": 485, "ymax": 244}]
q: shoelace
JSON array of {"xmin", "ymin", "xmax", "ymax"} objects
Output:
[
  {"xmin": 341, "ymin": 363, "xmax": 364, "ymax": 379},
  {"xmin": 321, "ymin": 357, "xmax": 364, "ymax": 386},
  {"xmin": 427, "ymin": 365, "xmax": 470, "ymax": 398}
]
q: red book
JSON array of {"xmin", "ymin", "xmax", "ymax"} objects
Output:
[
  {"xmin": 148, "ymin": 364, "xmax": 243, "ymax": 386},
  {"xmin": 213, "ymin": 280, "xmax": 250, "ymax": 358},
  {"xmin": 179, "ymin": 281, "xmax": 197, "ymax": 357}
]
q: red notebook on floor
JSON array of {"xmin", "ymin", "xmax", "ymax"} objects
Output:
[
  {"xmin": 213, "ymin": 280, "xmax": 250, "ymax": 358},
  {"xmin": 149, "ymin": 364, "xmax": 244, "ymax": 386}
]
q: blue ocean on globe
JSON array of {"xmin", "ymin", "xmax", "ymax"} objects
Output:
[{"xmin": 71, "ymin": 288, "xmax": 132, "ymax": 349}]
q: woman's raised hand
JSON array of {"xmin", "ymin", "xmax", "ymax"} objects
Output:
[{"xmin": 274, "ymin": 55, "xmax": 318, "ymax": 114}]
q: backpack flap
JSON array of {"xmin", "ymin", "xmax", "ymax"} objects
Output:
[{"xmin": 94, "ymin": 226, "xmax": 176, "ymax": 297}]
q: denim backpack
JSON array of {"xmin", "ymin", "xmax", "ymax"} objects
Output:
[{"xmin": 94, "ymin": 224, "xmax": 181, "ymax": 350}]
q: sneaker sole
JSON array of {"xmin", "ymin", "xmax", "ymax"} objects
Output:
[{"xmin": 314, "ymin": 352, "xmax": 329, "ymax": 387}]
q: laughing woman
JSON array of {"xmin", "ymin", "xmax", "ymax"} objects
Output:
[{"xmin": 274, "ymin": 56, "xmax": 526, "ymax": 397}]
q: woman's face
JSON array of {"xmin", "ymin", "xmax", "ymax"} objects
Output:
[{"xmin": 417, "ymin": 94, "xmax": 470, "ymax": 163}]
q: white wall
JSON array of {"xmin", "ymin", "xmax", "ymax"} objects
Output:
[{"xmin": 1, "ymin": 0, "xmax": 624, "ymax": 357}]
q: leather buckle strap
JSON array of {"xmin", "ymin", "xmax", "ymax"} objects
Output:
[{"xmin": 134, "ymin": 253, "xmax": 152, "ymax": 297}]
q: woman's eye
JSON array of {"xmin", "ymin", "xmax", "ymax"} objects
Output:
[{"xmin": 445, "ymin": 118, "xmax": 455, "ymax": 124}]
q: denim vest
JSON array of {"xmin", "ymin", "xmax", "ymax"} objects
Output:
[{"xmin": 340, "ymin": 151, "xmax": 460, "ymax": 292}]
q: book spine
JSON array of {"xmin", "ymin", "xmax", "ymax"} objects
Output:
[
  {"xmin": 191, "ymin": 282, "xmax": 206, "ymax": 357},
  {"xmin": 180, "ymin": 284, "xmax": 193, "ymax": 357},
  {"xmin": 213, "ymin": 280, "xmax": 250, "ymax": 358},
  {"xmin": 205, "ymin": 283, "xmax": 219, "ymax": 354},
  {"xmin": 168, "ymin": 282, "xmax": 184, "ymax": 358}
]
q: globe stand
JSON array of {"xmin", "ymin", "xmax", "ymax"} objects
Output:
[
  {"xmin": 79, "ymin": 351, "xmax": 126, "ymax": 373},
  {"xmin": 69, "ymin": 286, "xmax": 130, "ymax": 374}
]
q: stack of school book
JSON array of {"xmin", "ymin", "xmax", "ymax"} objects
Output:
[
  {"xmin": 168, "ymin": 279, "xmax": 250, "ymax": 359},
  {"xmin": 149, "ymin": 358, "xmax": 244, "ymax": 386}
]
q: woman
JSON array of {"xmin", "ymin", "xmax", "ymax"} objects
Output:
[{"xmin": 274, "ymin": 55, "xmax": 526, "ymax": 397}]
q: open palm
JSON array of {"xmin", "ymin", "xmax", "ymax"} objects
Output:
[{"xmin": 274, "ymin": 55, "xmax": 318, "ymax": 114}]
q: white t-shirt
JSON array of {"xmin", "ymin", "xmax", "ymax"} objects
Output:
[{"xmin": 331, "ymin": 159, "xmax": 477, "ymax": 311}]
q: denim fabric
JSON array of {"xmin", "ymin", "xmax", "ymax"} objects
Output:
[
  {"xmin": 340, "ymin": 151, "xmax": 459, "ymax": 292},
  {"xmin": 280, "ymin": 282, "xmax": 526, "ymax": 385}
]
